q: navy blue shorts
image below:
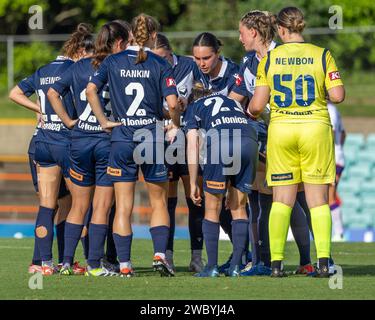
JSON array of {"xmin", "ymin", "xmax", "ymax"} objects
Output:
[
  {"xmin": 258, "ymin": 130, "xmax": 267, "ymax": 164},
  {"xmin": 69, "ymin": 136, "xmax": 112, "ymax": 187},
  {"xmin": 28, "ymin": 152, "xmax": 70, "ymax": 199},
  {"xmin": 108, "ymin": 141, "xmax": 168, "ymax": 183},
  {"xmin": 34, "ymin": 141, "xmax": 71, "ymax": 178},
  {"xmin": 202, "ymin": 137, "xmax": 258, "ymax": 194}
]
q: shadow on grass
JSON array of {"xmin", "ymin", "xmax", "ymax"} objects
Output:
[{"xmin": 284, "ymin": 264, "xmax": 375, "ymax": 277}]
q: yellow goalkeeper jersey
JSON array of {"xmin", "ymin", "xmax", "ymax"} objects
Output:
[{"xmin": 256, "ymin": 42, "xmax": 343, "ymax": 125}]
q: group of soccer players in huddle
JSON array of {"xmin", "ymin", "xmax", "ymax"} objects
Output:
[{"xmin": 9, "ymin": 6, "xmax": 345, "ymax": 278}]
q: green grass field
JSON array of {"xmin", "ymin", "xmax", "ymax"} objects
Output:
[{"xmin": 0, "ymin": 238, "xmax": 374, "ymax": 300}]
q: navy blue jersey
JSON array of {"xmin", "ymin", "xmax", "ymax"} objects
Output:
[
  {"xmin": 90, "ymin": 46, "xmax": 178, "ymax": 141},
  {"xmin": 184, "ymin": 93, "xmax": 257, "ymax": 141},
  {"xmin": 231, "ymin": 42, "xmax": 278, "ymax": 135},
  {"xmin": 18, "ymin": 56, "xmax": 76, "ymax": 145},
  {"xmin": 173, "ymin": 54, "xmax": 201, "ymax": 99},
  {"xmin": 198, "ymin": 57, "xmax": 239, "ymax": 96},
  {"xmin": 51, "ymin": 57, "xmax": 110, "ymax": 138}
]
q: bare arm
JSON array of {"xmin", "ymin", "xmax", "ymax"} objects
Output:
[
  {"xmin": 328, "ymin": 85, "xmax": 345, "ymax": 104},
  {"xmin": 229, "ymin": 91, "xmax": 246, "ymax": 105},
  {"xmin": 187, "ymin": 129, "xmax": 202, "ymax": 206},
  {"xmin": 166, "ymin": 94, "xmax": 180, "ymax": 128},
  {"xmin": 9, "ymin": 85, "xmax": 40, "ymax": 114},
  {"xmin": 86, "ymin": 82, "xmax": 121, "ymax": 132},
  {"xmin": 47, "ymin": 88, "xmax": 76, "ymax": 129},
  {"xmin": 247, "ymin": 86, "xmax": 270, "ymax": 118}
]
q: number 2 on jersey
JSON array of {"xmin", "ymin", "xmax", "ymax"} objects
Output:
[{"xmin": 273, "ymin": 74, "xmax": 315, "ymax": 107}]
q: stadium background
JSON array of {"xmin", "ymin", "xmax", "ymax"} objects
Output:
[{"xmin": 0, "ymin": 0, "xmax": 374, "ymax": 242}]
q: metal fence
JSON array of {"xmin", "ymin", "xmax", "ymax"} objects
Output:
[{"xmin": 1, "ymin": 25, "xmax": 375, "ymax": 91}]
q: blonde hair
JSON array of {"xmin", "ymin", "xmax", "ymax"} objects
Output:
[
  {"xmin": 131, "ymin": 14, "xmax": 160, "ymax": 64},
  {"xmin": 277, "ymin": 7, "xmax": 306, "ymax": 34},
  {"xmin": 240, "ymin": 10, "xmax": 277, "ymax": 45},
  {"xmin": 188, "ymin": 82, "xmax": 213, "ymax": 104}
]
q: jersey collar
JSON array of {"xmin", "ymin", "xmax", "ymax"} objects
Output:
[
  {"xmin": 172, "ymin": 54, "xmax": 179, "ymax": 68},
  {"xmin": 210, "ymin": 57, "xmax": 228, "ymax": 81},
  {"xmin": 255, "ymin": 41, "xmax": 277, "ymax": 62},
  {"xmin": 56, "ymin": 55, "xmax": 72, "ymax": 61},
  {"xmin": 127, "ymin": 45, "xmax": 151, "ymax": 52}
]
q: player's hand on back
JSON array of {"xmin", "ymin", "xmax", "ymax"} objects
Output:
[{"xmin": 101, "ymin": 120, "xmax": 122, "ymax": 133}]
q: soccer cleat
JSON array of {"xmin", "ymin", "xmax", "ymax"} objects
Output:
[
  {"xmin": 165, "ymin": 250, "xmax": 176, "ymax": 272},
  {"xmin": 194, "ymin": 265, "xmax": 220, "ymax": 278},
  {"xmin": 218, "ymin": 253, "xmax": 233, "ymax": 274},
  {"xmin": 152, "ymin": 255, "xmax": 175, "ymax": 277},
  {"xmin": 189, "ymin": 257, "xmax": 205, "ymax": 273},
  {"xmin": 270, "ymin": 268, "xmax": 288, "ymax": 278},
  {"xmin": 41, "ymin": 265, "xmax": 56, "ymax": 276},
  {"xmin": 72, "ymin": 261, "xmax": 86, "ymax": 275},
  {"xmin": 294, "ymin": 264, "xmax": 315, "ymax": 275},
  {"xmin": 120, "ymin": 267, "xmax": 135, "ymax": 278},
  {"xmin": 28, "ymin": 264, "xmax": 42, "ymax": 274},
  {"xmin": 85, "ymin": 265, "xmax": 118, "ymax": 277},
  {"xmin": 309, "ymin": 265, "xmax": 331, "ymax": 278},
  {"xmin": 241, "ymin": 263, "xmax": 272, "ymax": 276},
  {"xmin": 102, "ymin": 258, "xmax": 120, "ymax": 274},
  {"xmin": 224, "ymin": 265, "xmax": 241, "ymax": 277},
  {"xmin": 59, "ymin": 263, "xmax": 74, "ymax": 276}
]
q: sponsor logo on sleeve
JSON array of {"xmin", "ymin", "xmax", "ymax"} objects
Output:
[
  {"xmin": 234, "ymin": 74, "xmax": 243, "ymax": 86},
  {"xmin": 329, "ymin": 71, "xmax": 341, "ymax": 81},
  {"xmin": 107, "ymin": 167, "xmax": 122, "ymax": 177},
  {"xmin": 166, "ymin": 77, "xmax": 176, "ymax": 87}
]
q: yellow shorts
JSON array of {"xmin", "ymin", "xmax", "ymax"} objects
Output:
[{"xmin": 266, "ymin": 122, "xmax": 335, "ymax": 186}]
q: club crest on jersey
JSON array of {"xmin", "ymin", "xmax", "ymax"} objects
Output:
[
  {"xmin": 234, "ymin": 74, "xmax": 243, "ymax": 86},
  {"xmin": 166, "ymin": 77, "xmax": 176, "ymax": 87},
  {"xmin": 329, "ymin": 71, "xmax": 341, "ymax": 81}
]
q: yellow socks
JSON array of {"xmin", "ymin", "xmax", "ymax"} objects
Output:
[
  {"xmin": 310, "ymin": 204, "xmax": 332, "ymax": 259},
  {"xmin": 269, "ymin": 202, "xmax": 292, "ymax": 262}
]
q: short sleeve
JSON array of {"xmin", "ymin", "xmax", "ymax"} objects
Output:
[
  {"xmin": 90, "ymin": 57, "xmax": 110, "ymax": 91},
  {"xmin": 51, "ymin": 64, "xmax": 74, "ymax": 96},
  {"xmin": 18, "ymin": 73, "xmax": 37, "ymax": 97},
  {"xmin": 255, "ymin": 55, "xmax": 269, "ymax": 87},
  {"xmin": 161, "ymin": 64, "xmax": 178, "ymax": 98},
  {"xmin": 184, "ymin": 103, "xmax": 199, "ymax": 131},
  {"xmin": 324, "ymin": 50, "xmax": 343, "ymax": 90},
  {"xmin": 231, "ymin": 63, "xmax": 247, "ymax": 97}
]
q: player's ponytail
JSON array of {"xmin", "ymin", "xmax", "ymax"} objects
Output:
[
  {"xmin": 240, "ymin": 10, "xmax": 277, "ymax": 45},
  {"xmin": 131, "ymin": 13, "xmax": 160, "ymax": 64},
  {"xmin": 62, "ymin": 23, "xmax": 94, "ymax": 60},
  {"xmin": 92, "ymin": 21, "xmax": 129, "ymax": 69},
  {"xmin": 277, "ymin": 7, "xmax": 306, "ymax": 34},
  {"xmin": 193, "ymin": 32, "xmax": 222, "ymax": 53}
]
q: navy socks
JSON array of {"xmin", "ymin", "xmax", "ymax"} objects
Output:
[
  {"xmin": 291, "ymin": 202, "xmax": 311, "ymax": 266},
  {"xmin": 202, "ymin": 219, "xmax": 220, "ymax": 267},
  {"xmin": 35, "ymin": 206, "xmax": 55, "ymax": 261},
  {"xmin": 150, "ymin": 226, "xmax": 170, "ymax": 254},
  {"xmin": 167, "ymin": 197, "xmax": 177, "ymax": 252},
  {"xmin": 55, "ymin": 220, "xmax": 66, "ymax": 264},
  {"xmin": 88, "ymin": 223, "xmax": 108, "ymax": 268},
  {"xmin": 63, "ymin": 222, "xmax": 84, "ymax": 265},
  {"xmin": 81, "ymin": 205, "xmax": 93, "ymax": 260},
  {"xmin": 105, "ymin": 205, "xmax": 117, "ymax": 264},
  {"xmin": 113, "ymin": 233, "xmax": 133, "ymax": 263},
  {"xmin": 186, "ymin": 197, "xmax": 204, "ymax": 251},
  {"xmin": 258, "ymin": 193, "xmax": 273, "ymax": 267},
  {"xmin": 231, "ymin": 219, "xmax": 249, "ymax": 268}
]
